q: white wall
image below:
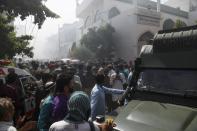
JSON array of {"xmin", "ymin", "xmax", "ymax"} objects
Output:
[
  {"xmin": 189, "ymin": 11, "xmax": 197, "ymax": 25},
  {"xmin": 110, "ymin": 8, "xmax": 160, "ymax": 61},
  {"xmin": 165, "ymin": 0, "xmax": 190, "ymax": 11}
]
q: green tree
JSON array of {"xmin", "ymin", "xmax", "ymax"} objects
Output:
[
  {"xmin": 69, "ymin": 45, "xmax": 95, "ymax": 61},
  {"xmin": 0, "ymin": 0, "xmax": 59, "ymax": 59},
  {"xmin": 175, "ymin": 19, "xmax": 187, "ymax": 28},
  {"xmin": 80, "ymin": 24, "xmax": 115, "ymax": 59},
  {"xmin": 0, "ymin": 0, "xmax": 58, "ymax": 28},
  {"xmin": 0, "ymin": 14, "xmax": 33, "ymax": 59}
]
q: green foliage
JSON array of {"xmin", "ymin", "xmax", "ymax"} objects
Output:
[
  {"xmin": 80, "ymin": 24, "xmax": 115, "ymax": 59},
  {"xmin": 0, "ymin": 0, "xmax": 59, "ymax": 28},
  {"xmin": 69, "ymin": 45, "xmax": 95, "ymax": 61},
  {"xmin": 0, "ymin": 15, "xmax": 33, "ymax": 59},
  {"xmin": 175, "ymin": 19, "xmax": 187, "ymax": 28}
]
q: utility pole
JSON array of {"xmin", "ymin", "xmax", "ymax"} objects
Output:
[{"xmin": 157, "ymin": 0, "xmax": 161, "ymax": 12}]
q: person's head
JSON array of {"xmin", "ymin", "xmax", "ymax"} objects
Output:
[
  {"xmin": 107, "ymin": 64, "xmax": 113, "ymax": 70},
  {"xmin": 6, "ymin": 73, "xmax": 18, "ymax": 84},
  {"xmin": 118, "ymin": 64, "xmax": 124, "ymax": 71},
  {"xmin": 7, "ymin": 68, "xmax": 15, "ymax": 74},
  {"xmin": 97, "ymin": 67, "xmax": 104, "ymax": 75},
  {"xmin": 67, "ymin": 91, "xmax": 90, "ymax": 122},
  {"xmin": 67, "ymin": 66, "xmax": 76, "ymax": 76},
  {"xmin": 0, "ymin": 98, "xmax": 15, "ymax": 121},
  {"xmin": 42, "ymin": 73, "xmax": 53, "ymax": 84},
  {"xmin": 95, "ymin": 74, "xmax": 105, "ymax": 85},
  {"xmin": 87, "ymin": 65, "xmax": 92, "ymax": 72},
  {"xmin": 54, "ymin": 74, "xmax": 74, "ymax": 95}
]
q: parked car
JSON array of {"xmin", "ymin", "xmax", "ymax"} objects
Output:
[{"xmin": 0, "ymin": 66, "xmax": 40, "ymax": 119}]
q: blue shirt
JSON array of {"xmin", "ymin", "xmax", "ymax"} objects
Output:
[{"xmin": 90, "ymin": 84, "xmax": 125, "ymax": 120}]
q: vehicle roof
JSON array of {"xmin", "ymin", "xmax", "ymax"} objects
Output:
[
  {"xmin": 0, "ymin": 66, "xmax": 32, "ymax": 76},
  {"xmin": 140, "ymin": 45, "xmax": 197, "ymax": 69},
  {"xmin": 139, "ymin": 26, "xmax": 197, "ymax": 69},
  {"xmin": 114, "ymin": 100, "xmax": 197, "ymax": 131}
]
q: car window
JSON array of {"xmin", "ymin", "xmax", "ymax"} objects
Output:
[{"xmin": 137, "ymin": 69, "xmax": 197, "ymax": 95}]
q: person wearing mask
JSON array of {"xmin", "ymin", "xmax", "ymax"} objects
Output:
[
  {"xmin": 49, "ymin": 91, "xmax": 100, "ymax": 131},
  {"xmin": 52, "ymin": 74, "xmax": 74, "ymax": 123},
  {"xmin": 91, "ymin": 74, "xmax": 125, "ymax": 121}
]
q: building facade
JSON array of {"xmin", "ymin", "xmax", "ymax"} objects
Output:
[
  {"xmin": 76, "ymin": 0, "xmax": 197, "ymax": 61},
  {"xmin": 59, "ymin": 22, "xmax": 79, "ymax": 58}
]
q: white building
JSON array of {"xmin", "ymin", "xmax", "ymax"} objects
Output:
[
  {"xmin": 59, "ymin": 22, "xmax": 79, "ymax": 58},
  {"xmin": 76, "ymin": 0, "xmax": 197, "ymax": 61}
]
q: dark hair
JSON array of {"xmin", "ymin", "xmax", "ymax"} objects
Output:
[
  {"xmin": 55, "ymin": 74, "xmax": 73, "ymax": 93},
  {"xmin": 0, "ymin": 79, "xmax": 3, "ymax": 87},
  {"xmin": 42, "ymin": 73, "xmax": 53, "ymax": 84},
  {"xmin": 95, "ymin": 74, "xmax": 105, "ymax": 85},
  {"xmin": 6, "ymin": 73, "xmax": 18, "ymax": 84}
]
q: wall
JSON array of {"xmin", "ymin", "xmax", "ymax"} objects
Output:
[
  {"xmin": 164, "ymin": 0, "xmax": 190, "ymax": 11},
  {"xmin": 109, "ymin": 7, "xmax": 160, "ymax": 61},
  {"xmin": 189, "ymin": 10, "xmax": 197, "ymax": 25}
]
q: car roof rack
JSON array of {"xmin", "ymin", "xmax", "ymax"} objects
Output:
[{"xmin": 153, "ymin": 25, "xmax": 197, "ymax": 53}]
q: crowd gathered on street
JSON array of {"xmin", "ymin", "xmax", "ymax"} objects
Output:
[{"xmin": 0, "ymin": 58, "xmax": 134, "ymax": 131}]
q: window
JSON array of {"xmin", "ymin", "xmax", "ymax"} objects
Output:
[
  {"xmin": 163, "ymin": 19, "xmax": 175, "ymax": 30},
  {"xmin": 138, "ymin": 31, "xmax": 154, "ymax": 55},
  {"xmin": 108, "ymin": 7, "xmax": 120, "ymax": 19}
]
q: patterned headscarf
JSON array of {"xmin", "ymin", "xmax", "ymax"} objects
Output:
[{"xmin": 65, "ymin": 91, "xmax": 90, "ymax": 122}]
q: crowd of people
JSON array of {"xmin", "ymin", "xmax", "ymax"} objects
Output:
[{"xmin": 0, "ymin": 59, "xmax": 133, "ymax": 131}]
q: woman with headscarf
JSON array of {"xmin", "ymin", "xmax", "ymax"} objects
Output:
[{"xmin": 49, "ymin": 91, "xmax": 100, "ymax": 131}]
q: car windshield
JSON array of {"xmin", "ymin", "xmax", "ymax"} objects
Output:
[{"xmin": 137, "ymin": 69, "xmax": 197, "ymax": 96}]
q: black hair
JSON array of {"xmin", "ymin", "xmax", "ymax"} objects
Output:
[
  {"xmin": 6, "ymin": 73, "xmax": 18, "ymax": 84},
  {"xmin": 0, "ymin": 79, "xmax": 3, "ymax": 87},
  {"xmin": 42, "ymin": 73, "xmax": 53, "ymax": 84},
  {"xmin": 95, "ymin": 74, "xmax": 105, "ymax": 85},
  {"xmin": 55, "ymin": 74, "xmax": 73, "ymax": 93}
]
